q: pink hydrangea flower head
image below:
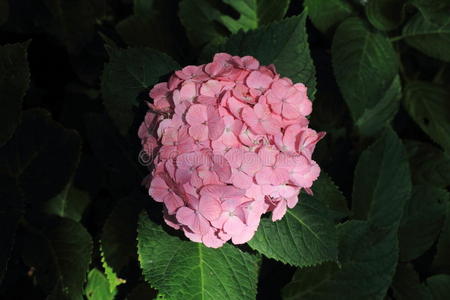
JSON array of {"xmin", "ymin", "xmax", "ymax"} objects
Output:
[{"xmin": 139, "ymin": 53, "xmax": 325, "ymax": 248}]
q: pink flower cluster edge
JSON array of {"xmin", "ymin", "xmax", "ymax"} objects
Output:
[{"xmin": 138, "ymin": 53, "xmax": 325, "ymax": 248}]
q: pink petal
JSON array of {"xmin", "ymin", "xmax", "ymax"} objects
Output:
[
  {"xmin": 241, "ymin": 152, "xmax": 262, "ymax": 176},
  {"xmin": 223, "ymin": 216, "xmax": 246, "ymax": 235},
  {"xmin": 149, "ymin": 176, "xmax": 168, "ymax": 202},
  {"xmin": 164, "ymin": 193, "xmax": 184, "ymax": 215},
  {"xmin": 202, "ymin": 230, "xmax": 226, "ymax": 248},
  {"xmin": 186, "ymin": 104, "xmax": 207, "ymax": 125},
  {"xmin": 188, "ymin": 124, "xmax": 208, "ymax": 141},
  {"xmin": 207, "ymin": 105, "xmax": 225, "ymax": 140},
  {"xmin": 272, "ymin": 200, "xmax": 287, "ymax": 221},
  {"xmin": 246, "ymin": 71, "xmax": 273, "ymax": 90},
  {"xmin": 183, "ymin": 228, "xmax": 202, "ymax": 243},
  {"xmin": 179, "ymin": 82, "xmax": 197, "ymax": 101},
  {"xmin": 242, "ymin": 107, "xmax": 265, "ymax": 135},
  {"xmin": 199, "ymin": 195, "xmax": 222, "ymax": 221},
  {"xmin": 149, "ymin": 82, "xmax": 169, "ymax": 99},
  {"xmin": 231, "ymin": 170, "xmax": 253, "ymax": 189},
  {"xmin": 212, "ymin": 155, "xmax": 232, "ymax": 182},
  {"xmin": 224, "ymin": 148, "xmax": 244, "ymax": 169}
]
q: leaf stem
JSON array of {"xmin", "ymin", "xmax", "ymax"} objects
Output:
[
  {"xmin": 433, "ymin": 63, "xmax": 447, "ymax": 84},
  {"xmin": 390, "ymin": 35, "xmax": 405, "ymax": 42}
]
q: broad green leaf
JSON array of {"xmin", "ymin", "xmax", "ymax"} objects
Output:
[
  {"xmin": 432, "ymin": 203, "xmax": 450, "ymax": 273},
  {"xmin": 402, "ymin": 13, "xmax": 450, "ymax": 62},
  {"xmin": 352, "ymin": 127, "xmax": 411, "ymax": 228},
  {"xmin": 137, "ymin": 213, "xmax": 259, "ymax": 300},
  {"xmin": 392, "ymin": 263, "xmax": 432, "ymax": 300},
  {"xmin": 365, "ymin": 0, "xmax": 406, "ymax": 31},
  {"xmin": 355, "ymin": 75, "xmax": 402, "ymax": 137},
  {"xmin": 0, "ymin": 0, "xmax": 8, "ymax": 25},
  {"xmin": 405, "ymin": 141, "xmax": 450, "ymax": 188},
  {"xmin": 22, "ymin": 217, "xmax": 93, "ymax": 300},
  {"xmin": 332, "ymin": 17, "xmax": 399, "ymax": 122},
  {"xmin": 248, "ymin": 195, "xmax": 338, "ymax": 267},
  {"xmin": 0, "ymin": 175, "xmax": 23, "ymax": 283},
  {"xmin": 216, "ymin": 12, "xmax": 316, "ymax": 99},
  {"xmin": 85, "ymin": 269, "xmax": 116, "ymax": 300},
  {"xmin": 83, "ymin": 113, "xmax": 142, "ymax": 196},
  {"xmin": 101, "ymin": 195, "xmax": 144, "ymax": 274},
  {"xmin": 282, "ymin": 220, "xmax": 399, "ymax": 300},
  {"xmin": 179, "ymin": 0, "xmax": 290, "ymax": 47},
  {"xmin": 179, "ymin": 0, "xmax": 228, "ymax": 47},
  {"xmin": 306, "ymin": 172, "xmax": 350, "ymax": 221},
  {"xmin": 410, "ymin": 0, "xmax": 450, "ymax": 26},
  {"xmin": 43, "ymin": 0, "xmax": 97, "ymax": 53},
  {"xmin": 220, "ymin": 0, "xmax": 290, "ymax": 33},
  {"xmin": 0, "ymin": 109, "xmax": 81, "ymax": 207},
  {"xmin": 44, "ymin": 180, "xmax": 90, "ymax": 222},
  {"xmin": 0, "ymin": 41, "xmax": 30, "ymax": 147},
  {"xmin": 304, "ymin": 0, "xmax": 354, "ymax": 34},
  {"xmin": 117, "ymin": 0, "xmax": 179, "ymax": 57},
  {"xmin": 404, "ymin": 81, "xmax": 450, "ymax": 153},
  {"xmin": 425, "ymin": 275, "xmax": 450, "ymax": 300},
  {"xmin": 100, "ymin": 246, "xmax": 125, "ymax": 295},
  {"xmin": 101, "ymin": 47, "xmax": 179, "ymax": 135},
  {"xmin": 398, "ymin": 185, "xmax": 448, "ymax": 261}
]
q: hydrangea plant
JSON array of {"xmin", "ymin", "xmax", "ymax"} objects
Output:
[{"xmin": 138, "ymin": 53, "xmax": 324, "ymax": 247}]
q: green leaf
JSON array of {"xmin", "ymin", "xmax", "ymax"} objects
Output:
[
  {"xmin": 365, "ymin": 0, "xmax": 406, "ymax": 31},
  {"xmin": 101, "ymin": 195, "xmax": 144, "ymax": 274},
  {"xmin": 43, "ymin": 0, "xmax": 97, "ymax": 53},
  {"xmin": 405, "ymin": 140, "xmax": 450, "ymax": 188},
  {"xmin": 304, "ymin": 0, "xmax": 354, "ymax": 35},
  {"xmin": 398, "ymin": 185, "xmax": 448, "ymax": 261},
  {"xmin": 137, "ymin": 213, "xmax": 260, "ymax": 300},
  {"xmin": 117, "ymin": 0, "xmax": 179, "ymax": 57},
  {"xmin": 0, "ymin": 175, "xmax": 23, "ymax": 283},
  {"xmin": 83, "ymin": 113, "xmax": 142, "ymax": 196},
  {"xmin": 220, "ymin": 0, "xmax": 290, "ymax": 33},
  {"xmin": 403, "ymin": 81, "xmax": 450, "ymax": 153},
  {"xmin": 432, "ymin": 203, "xmax": 450, "ymax": 274},
  {"xmin": 410, "ymin": 0, "xmax": 450, "ymax": 26},
  {"xmin": 402, "ymin": 13, "xmax": 450, "ymax": 62},
  {"xmin": 248, "ymin": 195, "xmax": 338, "ymax": 267},
  {"xmin": 85, "ymin": 269, "xmax": 116, "ymax": 300},
  {"xmin": 44, "ymin": 180, "xmax": 90, "ymax": 222},
  {"xmin": 0, "ymin": 0, "xmax": 8, "ymax": 25},
  {"xmin": 0, "ymin": 109, "xmax": 81, "ymax": 207},
  {"xmin": 101, "ymin": 47, "xmax": 179, "ymax": 135},
  {"xmin": 216, "ymin": 12, "xmax": 316, "ymax": 99},
  {"xmin": 355, "ymin": 75, "xmax": 402, "ymax": 137},
  {"xmin": 425, "ymin": 275, "xmax": 450, "ymax": 300},
  {"xmin": 0, "ymin": 41, "xmax": 30, "ymax": 147},
  {"xmin": 307, "ymin": 172, "xmax": 350, "ymax": 221},
  {"xmin": 100, "ymin": 246, "xmax": 125, "ymax": 295},
  {"xmin": 282, "ymin": 220, "xmax": 399, "ymax": 300},
  {"xmin": 179, "ymin": 0, "xmax": 229, "ymax": 47},
  {"xmin": 352, "ymin": 127, "xmax": 411, "ymax": 228},
  {"xmin": 22, "ymin": 217, "xmax": 93, "ymax": 300},
  {"xmin": 179, "ymin": 0, "xmax": 290, "ymax": 47},
  {"xmin": 391, "ymin": 263, "xmax": 432, "ymax": 300},
  {"xmin": 332, "ymin": 17, "xmax": 399, "ymax": 122}
]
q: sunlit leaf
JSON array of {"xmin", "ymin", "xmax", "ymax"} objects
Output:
[{"xmin": 137, "ymin": 213, "xmax": 259, "ymax": 300}]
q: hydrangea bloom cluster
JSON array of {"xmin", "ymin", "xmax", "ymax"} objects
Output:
[{"xmin": 138, "ymin": 53, "xmax": 325, "ymax": 248}]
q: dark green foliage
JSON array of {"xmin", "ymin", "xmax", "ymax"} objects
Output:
[{"xmin": 1, "ymin": 1, "xmax": 449, "ymax": 299}]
